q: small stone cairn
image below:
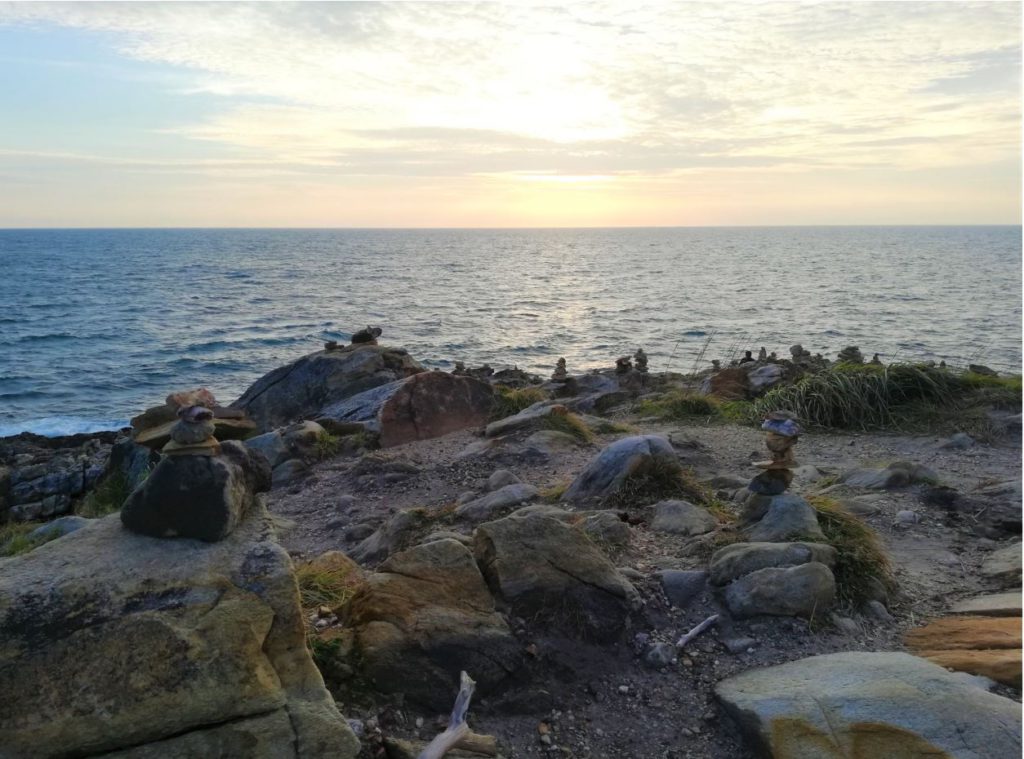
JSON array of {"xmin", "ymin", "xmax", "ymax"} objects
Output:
[
  {"xmin": 837, "ymin": 345, "xmax": 864, "ymax": 364},
  {"xmin": 162, "ymin": 392, "xmax": 220, "ymax": 457},
  {"xmin": 615, "ymin": 355, "xmax": 633, "ymax": 374},
  {"xmin": 351, "ymin": 325, "xmax": 383, "ymax": 345},
  {"xmin": 552, "ymin": 357, "xmax": 568, "ymax": 381},
  {"xmin": 634, "ymin": 348, "xmax": 648, "ymax": 373},
  {"xmin": 748, "ymin": 411, "xmax": 800, "ymax": 496}
]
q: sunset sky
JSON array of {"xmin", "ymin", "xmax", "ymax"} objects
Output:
[{"xmin": 0, "ymin": 1, "xmax": 1020, "ymax": 227}]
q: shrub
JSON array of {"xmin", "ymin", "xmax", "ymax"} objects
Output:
[
  {"xmin": 294, "ymin": 555, "xmax": 364, "ymax": 647},
  {"xmin": 313, "ymin": 430, "xmax": 342, "ymax": 459},
  {"xmin": 808, "ymin": 495, "xmax": 896, "ymax": 606},
  {"xmin": 542, "ymin": 410, "xmax": 595, "ymax": 443},
  {"xmin": 636, "ymin": 390, "xmax": 720, "ymax": 420},
  {"xmin": 491, "ymin": 386, "xmax": 548, "ymax": 420},
  {"xmin": 592, "ymin": 420, "xmax": 637, "ymax": 435},
  {"xmin": 539, "ymin": 480, "xmax": 571, "ymax": 502},
  {"xmin": 0, "ymin": 521, "xmax": 50, "ymax": 557},
  {"xmin": 603, "ymin": 456, "xmax": 712, "ymax": 509}
]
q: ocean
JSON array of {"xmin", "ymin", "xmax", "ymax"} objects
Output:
[{"xmin": 0, "ymin": 226, "xmax": 1020, "ymax": 437}]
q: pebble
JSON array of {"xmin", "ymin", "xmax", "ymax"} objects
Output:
[
  {"xmin": 337, "ymin": 494, "xmax": 357, "ymax": 511},
  {"xmin": 896, "ymin": 509, "xmax": 920, "ymax": 525},
  {"xmin": 643, "ymin": 642, "xmax": 676, "ymax": 669},
  {"xmin": 864, "ymin": 599, "xmax": 895, "ymax": 623},
  {"xmin": 617, "ymin": 685, "xmax": 630, "ymax": 694},
  {"xmin": 831, "ymin": 614, "xmax": 862, "ymax": 635},
  {"xmin": 721, "ymin": 636, "xmax": 756, "ymax": 654}
]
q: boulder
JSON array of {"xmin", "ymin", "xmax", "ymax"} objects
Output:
[
  {"xmin": 485, "ymin": 401, "xmax": 565, "ymax": 438},
  {"xmin": 27, "ymin": 515, "xmax": 91, "ymax": 542},
  {"xmin": 0, "ymin": 510, "xmax": 359, "ymax": 759},
  {"xmin": 455, "ymin": 482, "xmax": 539, "ymax": 523},
  {"xmin": 705, "ymin": 367, "xmax": 749, "ymax": 399},
  {"xmin": 722, "ymin": 562, "xmax": 835, "ymax": 618},
  {"xmin": 487, "ymin": 469, "xmax": 522, "ymax": 491},
  {"xmin": 473, "ymin": 513, "xmax": 640, "ymax": 640},
  {"xmin": 951, "ymin": 591, "xmax": 1023, "ymax": 617},
  {"xmin": 345, "ymin": 539, "xmax": 522, "ymax": 709},
  {"xmin": 272, "ymin": 458, "xmax": 311, "ymax": 486},
  {"xmin": 120, "ymin": 441, "xmax": 271, "ymax": 542},
  {"xmin": 980, "ymin": 542, "xmax": 1022, "ymax": 588},
  {"xmin": 561, "ymin": 435, "xmax": 677, "ymax": 502},
  {"xmin": 232, "ymin": 344, "xmax": 425, "ymax": 431},
  {"xmin": 742, "ymin": 494, "xmax": 824, "ymax": 542},
  {"xmin": 246, "ymin": 430, "xmax": 290, "ymax": 469},
  {"xmin": 650, "ymin": 499, "xmax": 717, "ymax": 536},
  {"xmin": 709, "ymin": 541, "xmax": 837, "ymax": 586},
  {"xmin": 579, "ymin": 511, "xmax": 632, "ymax": 548},
  {"xmin": 318, "ymin": 371, "xmax": 493, "ymax": 448},
  {"xmin": 715, "ymin": 652, "xmax": 1021, "ymax": 758},
  {"xmin": 745, "ymin": 363, "xmax": 784, "ymax": 395}
]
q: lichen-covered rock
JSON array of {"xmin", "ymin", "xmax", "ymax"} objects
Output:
[
  {"xmin": 232, "ymin": 344, "xmax": 425, "ymax": 431},
  {"xmin": 722, "ymin": 562, "xmax": 835, "ymax": 618},
  {"xmin": 561, "ymin": 435, "xmax": 677, "ymax": 502},
  {"xmin": 345, "ymin": 539, "xmax": 522, "ymax": 709},
  {"xmin": 709, "ymin": 541, "xmax": 836, "ymax": 586},
  {"xmin": 0, "ymin": 509, "xmax": 359, "ymax": 759},
  {"xmin": 473, "ymin": 512, "xmax": 640, "ymax": 640},
  {"xmin": 120, "ymin": 440, "xmax": 271, "ymax": 542},
  {"xmin": 318, "ymin": 371, "xmax": 493, "ymax": 448},
  {"xmin": 715, "ymin": 652, "xmax": 1021, "ymax": 759}
]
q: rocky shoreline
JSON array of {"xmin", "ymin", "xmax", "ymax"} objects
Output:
[{"xmin": 1, "ymin": 337, "xmax": 1021, "ymax": 758}]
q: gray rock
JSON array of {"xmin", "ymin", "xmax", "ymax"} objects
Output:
[
  {"xmin": 790, "ymin": 464, "xmax": 826, "ymax": 483},
  {"xmin": 658, "ymin": 570, "xmax": 708, "ymax": 608},
  {"xmin": 271, "ymin": 458, "xmax": 310, "ymax": 486},
  {"xmin": 420, "ymin": 530, "xmax": 473, "ymax": 547},
  {"xmin": 830, "ymin": 614, "xmax": 862, "ymax": 636},
  {"xmin": 951, "ymin": 591, "xmax": 1022, "ymax": 617},
  {"xmin": 863, "ymin": 599, "xmax": 895, "ymax": 623},
  {"xmin": 838, "ymin": 497, "xmax": 881, "ymax": 517},
  {"xmin": 744, "ymin": 494, "xmax": 824, "ymax": 542},
  {"xmin": 350, "ymin": 509, "xmax": 430, "ymax": 565},
  {"xmin": 643, "ymin": 642, "xmax": 676, "ymax": 669},
  {"xmin": 715, "ymin": 652, "xmax": 1021, "ymax": 759},
  {"xmin": 745, "ymin": 363, "xmax": 784, "ymax": 394},
  {"xmin": 120, "ymin": 441, "xmax": 271, "ymax": 542},
  {"xmin": 723, "ymin": 562, "xmax": 836, "ymax": 619},
  {"xmin": 487, "ymin": 469, "xmax": 521, "ymax": 491},
  {"xmin": 619, "ymin": 567, "xmax": 645, "ymax": 582},
  {"xmin": 455, "ymin": 482, "xmax": 539, "ymax": 522},
  {"xmin": 485, "ymin": 402, "xmax": 562, "ymax": 438},
  {"xmin": 473, "ymin": 513, "xmax": 640, "ymax": 641},
  {"xmin": 650, "ymin": 500, "xmax": 716, "ymax": 536},
  {"xmin": 337, "ymin": 494, "xmax": 357, "ymax": 511},
  {"xmin": 980, "ymin": 542, "xmax": 1022, "ymax": 588},
  {"xmin": 232, "ymin": 344, "xmax": 424, "ymax": 431},
  {"xmin": 245, "ymin": 430, "xmax": 289, "ymax": 469},
  {"xmin": 842, "ymin": 461, "xmax": 938, "ymax": 490},
  {"xmin": 344, "ymin": 523, "xmax": 376, "ymax": 541},
  {"xmin": 896, "ymin": 509, "xmax": 920, "ymax": 525},
  {"xmin": 709, "ymin": 542, "xmax": 836, "ymax": 586},
  {"xmin": 27, "ymin": 516, "xmax": 91, "ymax": 542},
  {"xmin": 942, "ymin": 432, "xmax": 975, "ymax": 450},
  {"xmin": 562, "ymin": 435, "xmax": 677, "ymax": 502},
  {"xmin": 704, "ymin": 474, "xmax": 750, "ymax": 491},
  {"xmin": 579, "ymin": 511, "xmax": 631, "ymax": 548},
  {"xmin": 520, "ymin": 430, "xmax": 580, "ymax": 458},
  {"xmin": 721, "ymin": 636, "xmax": 756, "ymax": 654}
]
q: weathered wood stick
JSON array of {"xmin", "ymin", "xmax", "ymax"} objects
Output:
[
  {"xmin": 417, "ymin": 671, "xmax": 477, "ymax": 759},
  {"xmin": 676, "ymin": 614, "xmax": 719, "ymax": 648},
  {"xmin": 454, "ymin": 732, "xmax": 498, "ymax": 756}
]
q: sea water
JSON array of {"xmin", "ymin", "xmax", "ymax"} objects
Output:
[{"xmin": 1, "ymin": 226, "xmax": 1020, "ymax": 436}]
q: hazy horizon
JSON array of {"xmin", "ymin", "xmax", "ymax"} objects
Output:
[{"xmin": 1, "ymin": 2, "xmax": 1020, "ymax": 228}]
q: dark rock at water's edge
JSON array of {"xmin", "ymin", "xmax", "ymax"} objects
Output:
[
  {"xmin": 120, "ymin": 440, "xmax": 271, "ymax": 542},
  {"xmin": 0, "ymin": 506, "xmax": 359, "ymax": 758},
  {"xmin": 231, "ymin": 344, "xmax": 425, "ymax": 432}
]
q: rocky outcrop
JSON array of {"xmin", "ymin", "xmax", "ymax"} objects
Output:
[
  {"xmin": 120, "ymin": 440, "xmax": 271, "ymax": 542},
  {"xmin": 232, "ymin": 344, "xmax": 425, "ymax": 431},
  {"xmin": 344, "ymin": 539, "xmax": 522, "ymax": 709},
  {"xmin": 473, "ymin": 512, "xmax": 640, "ymax": 640},
  {"xmin": 716, "ymin": 652, "xmax": 1021, "ymax": 758},
  {"xmin": 318, "ymin": 371, "xmax": 493, "ymax": 448},
  {"xmin": 561, "ymin": 435, "xmax": 677, "ymax": 502},
  {"xmin": 0, "ymin": 509, "xmax": 359, "ymax": 758},
  {"xmin": 951, "ymin": 591, "xmax": 1022, "ymax": 616}
]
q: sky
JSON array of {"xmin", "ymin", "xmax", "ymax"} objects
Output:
[{"xmin": 0, "ymin": 1, "xmax": 1020, "ymax": 228}]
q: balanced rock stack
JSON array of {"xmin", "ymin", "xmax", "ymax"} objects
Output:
[
  {"xmin": 122, "ymin": 390, "xmax": 271, "ymax": 542},
  {"xmin": 837, "ymin": 345, "xmax": 865, "ymax": 364},
  {"xmin": 749, "ymin": 411, "xmax": 800, "ymax": 496},
  {"xmin": 634, "ymin": 347, "xmax": 648, "ymax": 373},
  {"xmin": 132, "ymin": 387, "xmax": 256, "ymax": 451},
  {"xmin": 552, "ymin": 357, "xmax": 568, "ymax": 380}
]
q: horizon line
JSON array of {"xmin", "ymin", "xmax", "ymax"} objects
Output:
[{"xmin": 1, "ymin": 223, "xmax": 1021, "ymax": 232}]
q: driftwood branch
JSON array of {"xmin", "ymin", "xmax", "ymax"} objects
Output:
[
  {"xmin": 454, "ymin": 732, "xmax": 497, "ymax": 755},
  {"xmin": 417, "ymin": 671, "xmax": 478, "ymax": 759},
  {"xmin": 676, "ymin": 614, "xmax": 719, "ymax": 648}
]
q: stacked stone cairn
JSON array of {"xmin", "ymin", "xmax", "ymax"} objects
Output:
[
  {"xmin": 121, "ymin": 390, "xmax": 271, "ymax": 542},
  {"xmin": 552, "ymin": 357, "xmax": 568, "ymax": 380},
  {"xmin": 837, "ymin": 345, "xmax": 865, "ymax": 364},
  {"xmin": 351, "ymin": 325, "xmax": 383, "ymax": 345},
  {"xmin": 634, "ymin": 348, "xmax": 648, "ymax": 373},
  {"xmin": 707, "ymin": 410, "xmax": 837, "ymax": 619}
]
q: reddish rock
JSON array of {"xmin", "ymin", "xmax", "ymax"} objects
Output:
[
  {"xmin": 708, "ymin": 368, "xmax": 750, "ymax": 400},
  {"xmin": 319, "ymin": 372, "xmax": 494, "ymax": 448}
]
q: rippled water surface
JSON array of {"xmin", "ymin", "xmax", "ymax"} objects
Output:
[{"xmin": 1, "ymin": 226, "xmax": 1020, "ymax": 435}]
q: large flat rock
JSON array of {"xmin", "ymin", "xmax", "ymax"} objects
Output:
[
  {"xmin": 0, "ymin": 509, "xmax": 358, "ymax": 759},
  {"xmin": 716, "ymin": 651, "xmax": 1021, "ymax": 759},
  {"xmin": 950, "ymin": 591, "xmax": 1023, "ymax": 617}
]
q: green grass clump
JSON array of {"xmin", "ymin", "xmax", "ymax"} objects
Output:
[
  {"xmin": 542, "ymin": 410, "xmax": 595, "ymax": 443},
  {"xmin": 603, "ymin": 456, "xmax": 712, "ymax": 509},
  {"xmin": 717, "ymin": 400, "xmax": 757, "ymax": 424},
  {"xmin": 636, "ymin": 390, "xmax": 721, "ymax": 420},
  {"xmin": 592, "ymin": 420, "xmax": 637, "ymax": 435},
  {"xmin": 77, "ymin": 471, "xmax": 134, "ymax": 518},
  {"xmin": 751, "ymin": 363, "xmax": 1021, "ymax": 431},
  {"xmin": 490, "ymin": 386, "xmax": 549, "ymax": 420},
  {"xmin": 540, "ymin": 480, "xmax": 571, "ymax": 502},
  {"xmin": 808, "ymin": 495, "xmax": 896, "ymax": 606},
  {"xmin": 0, "ymin": 521, "xmax": 54, "ymax": 557},
  {"xmin": 313, "ymin": 430, "xmax": 342, "ymax": 459}
]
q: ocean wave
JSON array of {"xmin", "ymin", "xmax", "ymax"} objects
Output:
[{"xmin": 0, "ymin": 416, "xmax": 129, "ymax": 438}]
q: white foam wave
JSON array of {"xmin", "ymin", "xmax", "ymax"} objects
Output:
[{"xmin": 0, "ymin": 417, "xmax": 129, "ymax": 438}]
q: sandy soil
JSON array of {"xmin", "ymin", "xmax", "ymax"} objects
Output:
[{"xmin": 267, "ymin": 413, "xmax": 1022, "ymax": 759}]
